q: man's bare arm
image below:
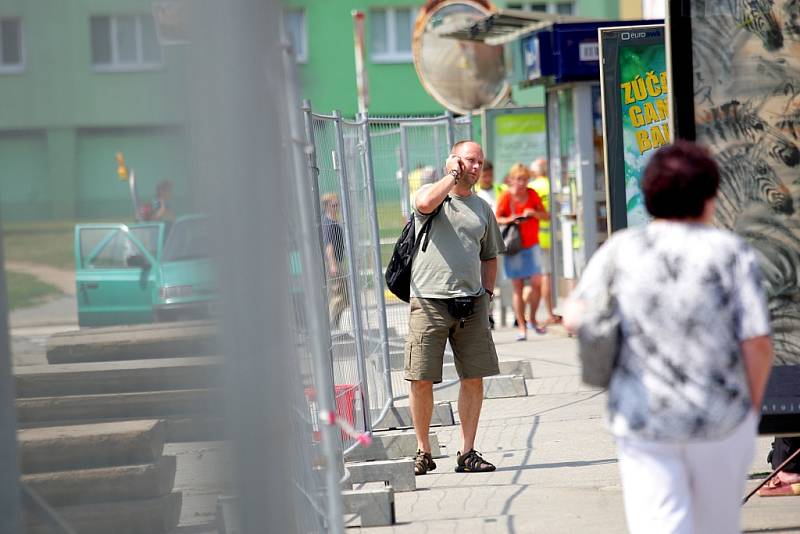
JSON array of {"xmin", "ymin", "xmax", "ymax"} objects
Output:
[
  {"xmin": 415, "ymin": 155, "xmax": 461, "ymax": 214},
  {"xmin": 481, "ymin": 257, "xmax": 497, "ymax": 293},
  {"xmin": 324, "ymin": 243, "xmax": 337, "ymax": 275}
]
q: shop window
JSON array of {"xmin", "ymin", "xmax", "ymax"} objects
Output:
[
  {"xmin": 370, "ymin": 7, "xmax": 416, "ymax": 63},
  {"xmin": 282, "ymin": 9, "xmax": 307, "ymax": 63},
  {"xmin": 90, "ymin": 14, "xmax": 162, "ymax": 71},
  {"xmin": 0, "ymin": 18, "xmax": 23, "ymax": 72}
]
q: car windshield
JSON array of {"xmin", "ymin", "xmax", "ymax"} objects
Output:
[{"xmin": 163, "ymin": 218, "xmax": 209, "ymax": 261}]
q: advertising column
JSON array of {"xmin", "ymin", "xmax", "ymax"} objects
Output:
[{"xmin": 599, "ymin": 25, "xmax": 668, "ymax": 231}]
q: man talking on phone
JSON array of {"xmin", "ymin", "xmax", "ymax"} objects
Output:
[{"xmin": 406, "ymin": 140, "xmax": 505, "ymax": 475}]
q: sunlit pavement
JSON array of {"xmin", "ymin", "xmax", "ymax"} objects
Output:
[
  {"xmin": 8, "ymin": 300, "xmax": 798, "ymax": 533},
  {"xmin": 356, "ymin": 325, "xmax": 800, "ymax": 533}
]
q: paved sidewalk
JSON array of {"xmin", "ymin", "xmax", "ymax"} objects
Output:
[{"xmin": 357, "ymin": 325, "xmax": 800, "ymax": 533}]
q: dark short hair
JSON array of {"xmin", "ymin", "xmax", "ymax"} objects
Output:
[
  {"xmin": 483, "ymin": 160, "xmax": 493, "ymax": 171},
  {"xmin": 642, "ymin": 140, "xmax": 720, "ymax": 219}
]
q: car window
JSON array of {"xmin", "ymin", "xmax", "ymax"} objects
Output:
[
  {"xmin": 163, "ymin": 218, "xmax": 209, "ymax": 261},
  {"xmin": 131, "ymin": 226, "xmax": 160, "ymax": 258},
  {"xmin": 80, "ymin": 228, "xmax": 147, "ymax": 269}
]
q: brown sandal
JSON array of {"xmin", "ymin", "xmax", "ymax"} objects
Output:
[
  {"xmin": 455, "ymin": 449, "xmax": 496, "ymax": 473},
  {"xmin": 414, "ymin": 449, "xmax": 436, "ymax": 476}
]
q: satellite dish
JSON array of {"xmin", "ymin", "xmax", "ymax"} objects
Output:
[{"xmin": 413, "ymin": 0, "xmax": 509, "ymax": 115}]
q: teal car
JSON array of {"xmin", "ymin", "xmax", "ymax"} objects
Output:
[{"xmin": 75, "ymin": 214, "xmax": 215, "ymax": 327}]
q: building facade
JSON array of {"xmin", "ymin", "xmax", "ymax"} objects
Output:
[
  {"xmin": 285, "ymin": 0, "xmax": 622, "ymax": 117},
  {"xmin": 0, "ymin": 0, "xmax": 188, "ymax": 221},
  {"xmin": 0, "ymin": 0, "xmax": 624, "ymax": 221}
]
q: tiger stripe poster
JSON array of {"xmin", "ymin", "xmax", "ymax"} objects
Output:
[
  {"xmin": 599, "ymin": 25, "xmax": 667, "ymax": 231},
  {"xmin": 668, "ymin": 0, "xmax": 800, "ymax": 434}
]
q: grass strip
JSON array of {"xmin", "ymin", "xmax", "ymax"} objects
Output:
[{"xmin": 5, "ymin": 271, "xmax": 61, "ymax": 310}]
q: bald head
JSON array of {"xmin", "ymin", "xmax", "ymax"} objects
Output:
[
  {"xmin": 530, "ymin": 158, "xmax": 547, "ymax": 177},
  {"xmin": 452, "ymin": 140, "xmax": 483, "ymax": 158}
]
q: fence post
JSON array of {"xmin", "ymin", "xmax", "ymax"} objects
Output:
[
  {"xmin": 332, "ymin": 110, "xmax": 373, "ymax": 435},
  {"xmin": 358, "ymin": 112, "xmax": 394, "ymax": 417},
  {"xmin": 398, "ymin": 126, "xmax": 411, "ymax": 219},
  {"xmin": 0, "ymin": 219, "xmax": 23, "ymax": 534},
  {"xmin": 445, "ymin": 110, "xmax": 456, "ymax": 148},
  {"xmin": 302, "ymin": 100, "xmax": 327, "ymax": 253},
  {"xmin": 286, "ymin": 62, "xmax": 345, "ymax": 534}
]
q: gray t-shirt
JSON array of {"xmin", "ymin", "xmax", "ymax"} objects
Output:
[
  {"xmin": 572, "ymin": 221, "xmax": 770, "ymax": 442},
  {"xmin": 410, "ymin": 187, "xmax": 504, "ymax": 299}
]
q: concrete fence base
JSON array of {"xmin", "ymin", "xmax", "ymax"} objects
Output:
[{"xmin": 344, "ymin": 458, "xmax": 415, "ymax": 492}]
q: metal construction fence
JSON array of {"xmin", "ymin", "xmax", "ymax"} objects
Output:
[
  {"xmin": 281, "ymin": 45, "xmax": 345, "ymax": 533},
  {"xmin": 302, "ymin": 106, "xmax": 474, "ymax": 431}
]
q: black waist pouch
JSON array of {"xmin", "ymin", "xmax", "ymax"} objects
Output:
[{"xmin": 447, "ymin": 296, "xmax": 477, "ymax": 325}]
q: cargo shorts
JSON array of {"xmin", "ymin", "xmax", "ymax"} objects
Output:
[{"xmin": 404, "ymin": 295, "xmax": 500, "ymax": 383}]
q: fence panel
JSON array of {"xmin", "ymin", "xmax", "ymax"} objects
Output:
[
  {"xmin": 310, "ymin": 113, "xmax": 371, "ymax": 452},
  {"xmin": 283, "ymin": 54, "xmax": 345, "ymax": 532},
  {"xmin": 305, "ymin": 109, "xmax": 475, "ymax": 432},
  {"xmin": 365, "ymin": 115, "xmax": 473, "ymax": 401}
]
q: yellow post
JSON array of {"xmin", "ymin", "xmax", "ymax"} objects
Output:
[{"xmin": 115, "ymin": 152, "xmax": 129, "ymax": 181}]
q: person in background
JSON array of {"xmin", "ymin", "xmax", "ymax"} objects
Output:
[
  {"xmin": 408, "ymin": 164, "xmax": 437, "ymax": 209},
  {"xmin": 760, "ymin": 438, "xmax": 800, "ymax": 495},
  {"xmin": 475, "ymin": 161, "xmax": 505, "ymax": 210},
  {"xmin": 321, "ymin": 193, "xmax": 349, "ymax": 330},
  {"xmin": 476, "ymin": 160, "xmax": 505, "ymax": 329},
  {"xmin": 495, "ymin": 163, "xmax": 549, "ymax": 341},
  {"xmin": 528, "ymin": 158, "xmax": 561, "ymax": 325},
  {"xmin": 564, "ymin": 141, "xmax": 773, "ymax": 534},
  {"xmin": 151, "ymin": 180, "xmax": 175, "ymax": 222}
]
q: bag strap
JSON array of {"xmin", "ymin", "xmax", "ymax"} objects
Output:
[{"xmin": 418, "ymin": 197, "xmax": 450, "ymax": 253}]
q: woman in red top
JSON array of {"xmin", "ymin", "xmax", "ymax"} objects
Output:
[{"xmin": 496, "ymin": 163, "xmax": 549, "ymax": 340}]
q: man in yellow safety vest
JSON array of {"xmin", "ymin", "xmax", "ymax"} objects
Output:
[{"xmin": 528, "ymin": 158, "xmax": 561, "ymax": 325}]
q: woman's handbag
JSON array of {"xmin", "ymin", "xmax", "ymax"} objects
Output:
[
  {"xmin": 500, "ymin": 195, "xmax": 523, "ymax": 256},
  {"xmin": 576, "ymin": 262, "xmax": 620, "ymax": 388},
  {"xmin": 501, "ymin": 222, "xmax": 523, "ymax": 256}
]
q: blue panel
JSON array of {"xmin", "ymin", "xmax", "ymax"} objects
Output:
[{"xmin": 523, "ymin": 20, "xmax": 664, "ymax": 85}]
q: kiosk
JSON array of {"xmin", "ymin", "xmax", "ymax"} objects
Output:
[{"xmin": 518, "ymin": 21, "xmax": 655, "ymax": 301}]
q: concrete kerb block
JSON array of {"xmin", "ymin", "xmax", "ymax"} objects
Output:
[
  {"xmin": 371, "ymin": 403, "xmax": 455, "ymax": 430},
  {"xmin": 46, "ymin": 322, "xmax": 218, "ymax": 364},
  {"xmin": 344, "ymin": 458, "xmax": 415, "ymax": 492},
  {"xmin": 433, "ymin": 375, "xmax": 528, "ymax": 402},
  {"xmin": 498, "ymin": 359, "xmax": 534, "ymax": 379},
  {"xmin": 441, "ymin": 360, "xmax": 533, "ymax": 381},
  {"xmin": 344, "ymin": 431, "xmax": 440, "ymax": 462},
  {"xmin": 342, "ymin": 487, "xmax": 395, "ymax": 527},
  {"xmin": 216, "ymin": 495, "xmax": 241, "ymax": 534},
  {"xmin": 484, "ymin": 374, "xmax": 528, "ymax": 398}
]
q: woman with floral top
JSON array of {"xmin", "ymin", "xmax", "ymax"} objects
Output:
[{"xmin": 565, "ymin": 141, "xmax": 774, "ymax": 534}]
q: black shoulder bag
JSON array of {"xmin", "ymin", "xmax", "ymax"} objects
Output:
[{"xmin": 384, "ymin": 198, "xmax": 449, "ymax": 302}]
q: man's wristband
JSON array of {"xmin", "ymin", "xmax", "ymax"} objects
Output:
[{"xmin": 484, "ymin": 288, "xmax": 494, "ymax": 301}]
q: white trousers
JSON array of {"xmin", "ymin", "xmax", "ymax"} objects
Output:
[{"xmin": 615, "ymin": 412, "xmax": 757, "ymax": 534}]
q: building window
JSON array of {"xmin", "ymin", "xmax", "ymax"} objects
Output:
[
  {"xmin": 282, "ymin": 9, "xmax": 307, "ymax": 63},
  {"xmin": 90, "ymin": 15, "xmax": 162, "ymax": 70},
  {"xmin": 507, "ymin": 2, "xmax": 574, "ymax": 15},
  {"xmin": 370, "ymin": 7, "xmax": 417, "ymax": 63},
  {"xmin": 0, "ymin": 18, "xmax": 23, "ymax": 72}
]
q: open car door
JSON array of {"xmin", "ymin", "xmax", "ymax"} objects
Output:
[{"xmin": 75, "ymin": 223, "xmax": 164, "ymax": 327}]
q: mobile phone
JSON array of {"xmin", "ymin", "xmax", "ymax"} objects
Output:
[
  {"xmin": 448, "ymin": 155, "xmax": 463, "ymax": 178},
  {"xmin": 453, "ymin": 156, "xmax": 464, "ymax": 177}
]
